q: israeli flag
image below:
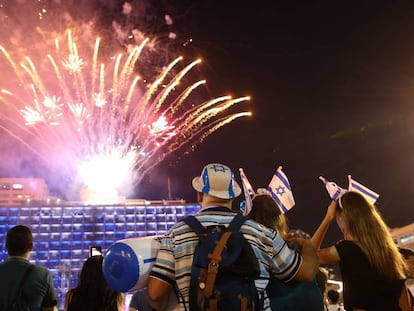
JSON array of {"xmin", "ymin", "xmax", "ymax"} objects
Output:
[
  {"xmin": 239, "ymin": 168, "xmax": 255, "ymax": 215},
  {"xmin": 239, "ymin": 168, "xmax": 255, "ymax": 196},
  {"xmin": 267, "ymin": 166, "xmax": 295, "ymax": 213},
  {"xmin": 348, "ymin": 175, "xmax": 379, "ymax": 205},
  {"xmin": 319, "ymin": 176, "xmax": 347, "ymax": 201}
]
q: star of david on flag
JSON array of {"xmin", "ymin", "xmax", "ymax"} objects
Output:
[
  {"xmin": 319, "ymin": 176, "xmax": 347, "ymax": 201},
  {"xmin": 239, "ymin": 168, "xmax": 255, "ymax": 215},
  {"xmin": 348, "ymin": 175, "xmax": 379, "ymax": 205},
  {"xmin": 267, "ymin": 166, "xmax": 295, "ymax": 213}
]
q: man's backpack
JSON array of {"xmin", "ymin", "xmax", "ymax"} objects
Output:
[{"xmin": 182, "ymin": 212, "xmax": 262, "ymax": 311}]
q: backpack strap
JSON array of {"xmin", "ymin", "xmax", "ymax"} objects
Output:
[
  {"xmin": 227, "ymin": 213, "xmax": 247, "ymax": 233},
  {"xmin": 204, "ymin": 214, "xmax": 248, "ymax": 303},
  {"xmin": 203, "ymin": 213, "xmax": 247, "ymax": 298},
  {"xmin": 182, "ymin": 215, "xmax": 205, "ymax": 235},
  {"xmin": 8, "ymin": 264, "xmax": 34, "ymax": 308},
  {"xmin": 204, "ymin": 230, "xmax": 233, "ymax": 297}
]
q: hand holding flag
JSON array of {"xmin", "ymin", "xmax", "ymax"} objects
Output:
[
  {"xmin": 267, "ymin": 166, "xmax": 295, "ymax": 213},
  {"xmin": 348, "ymin": 175, "xmax": 379, "ymax": 205},
  {"xmin": 319, "ymin": 176, "xmax": 347, "ymax": 201}
]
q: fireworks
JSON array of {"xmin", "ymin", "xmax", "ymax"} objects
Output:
[{"xmin": 0, "ymin": 30, "xmax": 251, "ymax": 202}]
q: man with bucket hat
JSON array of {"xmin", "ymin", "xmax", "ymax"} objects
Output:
[{"xmin": 148, "ymin": 163, "xmax": 319, "ymax": 311}]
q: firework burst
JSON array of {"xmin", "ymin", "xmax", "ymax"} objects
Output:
[{"xmin": 0, "ymin": 30, "xmax": 251, "ymax": 202}]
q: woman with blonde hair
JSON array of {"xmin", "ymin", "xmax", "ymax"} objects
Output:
[{"xmin": 312, "ymin": 191, "xmax": 407, "ymax": 311}]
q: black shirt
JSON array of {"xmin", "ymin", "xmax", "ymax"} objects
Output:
[{"xmin": 336, "ymin": 240, "xmax": 404, "ymax": 311}]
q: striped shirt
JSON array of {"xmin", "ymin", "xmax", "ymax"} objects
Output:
[{"xmin": 150, "ymin": 206, "xmax": 302, "ymax": 311}]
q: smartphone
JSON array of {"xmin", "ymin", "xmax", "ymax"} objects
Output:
[{"xmin": 89, "ymin": 245, "xmax": 102, "ymax": 257}]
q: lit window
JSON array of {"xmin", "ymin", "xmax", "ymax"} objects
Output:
[{"xmin": 12, "ymin": 184, "xmax": 23, "ymax": 190}]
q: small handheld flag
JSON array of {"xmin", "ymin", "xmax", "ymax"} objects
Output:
[
  {"xmin": 348, "ymin": 175, "xmax": 379, "ymax": 205},
  {"xmin": 319, "ymin": 176, "xmax": 347, "ymax": 201},
  {"xmin": 239, "ymin": 168, "xmax": 255, "ymax": 215},
  {"xmin": 267, "ymin": 166, "xmax": 295, "ymax": 213},
  {"xmin": 239, "ymin": 168, "xmax": 255, "ymax": 196}
]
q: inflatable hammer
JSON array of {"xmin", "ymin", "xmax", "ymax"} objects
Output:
[{"xmin": 103, "ymin": 235, "xmax": 162, "ymax": 292}]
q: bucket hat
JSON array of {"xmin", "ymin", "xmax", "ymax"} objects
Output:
[{"xmin": 192, "ymin": 163, "xmax": 241, "ymax": 199}]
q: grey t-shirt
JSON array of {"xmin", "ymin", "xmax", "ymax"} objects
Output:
[
  {"xmin": 0, "ymin": 257, "xmax": 57, "ymax": 310},
  {"xmin": 129, "ymin": 289, "xmax": 153, "ymax": 311}
]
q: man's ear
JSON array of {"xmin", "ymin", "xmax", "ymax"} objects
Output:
[
  {"xmin": 197, "ymin": 191, "xmax": 203, "ymax": 203},
  {"xmin": 28, "ymin": 242, "xmax": 34, "ymax": 252}
]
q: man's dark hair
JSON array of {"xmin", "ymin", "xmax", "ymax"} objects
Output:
[
  {"xmin": 327, "ymin": 289, "xmax": 340, "ymax": 304},
  {"xmin": 6, "ymin": 225, "xmax": 33, "ymax": 256}
]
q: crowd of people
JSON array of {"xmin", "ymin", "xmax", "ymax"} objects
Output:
[
  {"xmin": 147, "ymin": 162, "xmax": 413, "ymax": 311},
  {"xmin": 0, "ymin": 162, "xmax": 413, "ymax": 311}
]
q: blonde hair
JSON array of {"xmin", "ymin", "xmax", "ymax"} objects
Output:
[
  {"xmin": 338, "ymin": 191, "xmax": 406, "ymax": 280},
  {"xmin": 249, "ymin": 194, "xmax": 288, "ymax": 238}
]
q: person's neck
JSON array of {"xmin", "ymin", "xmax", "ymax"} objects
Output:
[
  {"xmin": 201, "ymin": 203, "xmax": 232, "ymax": 210},
  {"xmin": 9, "ymin": 253, "xmax": 30, "ymax": 261},
  {"xmin": 200, "ymin": 195, "xmax": 232, "ymax": 210}
]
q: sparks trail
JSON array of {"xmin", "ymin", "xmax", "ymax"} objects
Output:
[{"xmin": 0, "ymin": 30, "xmax": 251, "ymax": 201}]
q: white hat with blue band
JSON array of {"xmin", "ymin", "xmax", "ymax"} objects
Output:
[{"xmin": 192, "ymin": 163, "xmax": 242, "ymax": 199}]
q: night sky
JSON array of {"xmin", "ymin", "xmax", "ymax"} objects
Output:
[{"xmin": 2, "ymin": 1, "xmax": 414, "ymax": 246}]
